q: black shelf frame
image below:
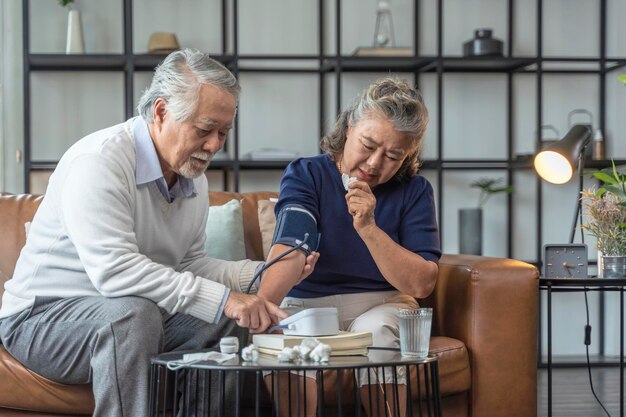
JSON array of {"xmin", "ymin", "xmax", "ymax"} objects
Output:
[
  {"xmin": 21, "ymin": 0, "xmax": 625, "ymax": 263},
  {"xmin": 32, "ymin": 54, "xmax": 626, "ymax": 74}
]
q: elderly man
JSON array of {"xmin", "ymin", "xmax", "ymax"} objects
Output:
[{"xmin": 0, "ymin": 48, "xmax": 317, "ymax": 416}]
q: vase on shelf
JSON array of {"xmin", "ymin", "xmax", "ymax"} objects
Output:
[
  {"xmin": 66, "ymin": 9, "xmax": 85, "ymax": 54},
  {"xmin": 459, "ymin": 208, "xmax": 482, "ymax": 255},
  {"xmin": 602, "ymin": 255, "xmax": 626, "ymax": 278}
]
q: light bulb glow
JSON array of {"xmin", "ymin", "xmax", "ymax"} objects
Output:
[{"xmin": 534, "ymin": 151, "xmax": 573, "ymax": 184}]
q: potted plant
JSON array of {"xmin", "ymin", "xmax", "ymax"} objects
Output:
[
  {"xmin": 459, "ymin": 178, "xmax": 514, "ymax": 255},
  {"xmin": 581, "ymin": 161, "xmax": 626, "ymax": 277},
  {"xmin": 58, "ymin": 0, "xmax": 84, "ymax": 54}
]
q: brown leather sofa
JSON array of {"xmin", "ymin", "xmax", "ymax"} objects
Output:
[{"xmin": 0, "ymin": 191, "xmax": 539, "ymax": 417}]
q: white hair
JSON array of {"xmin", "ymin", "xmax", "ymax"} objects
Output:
[{"xmin": 137, "ymin": 48, "xmax": 240, "ymax": 123}]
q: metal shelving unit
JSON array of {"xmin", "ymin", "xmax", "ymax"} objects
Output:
[{"xmin": 21, "ymin": 0, "xmax": 624, "ymax": 265}]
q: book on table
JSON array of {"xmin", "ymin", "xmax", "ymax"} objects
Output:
[{"xmin": 252, "ymin": 331, "xmax": 373, "ymax": 357}]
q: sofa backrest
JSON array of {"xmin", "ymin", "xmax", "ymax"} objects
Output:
[
  {"xmin": 0, "ymin": 193, "xmax": 43, "ymax": 282},
  {"xmin": 0, "ymin": 191, "xmax": 278, "ymax": 304},
  {"xmin": 208, "ymin": 191, "xmax": 278, "ymax": 261}
]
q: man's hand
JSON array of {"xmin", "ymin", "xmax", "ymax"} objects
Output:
[{"xmin": 223, "ymin": 292, "xmax": 288, "ymax": 333}]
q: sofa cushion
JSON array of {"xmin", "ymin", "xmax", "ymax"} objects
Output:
[
  {"xmin": 257, "ymin": 199, "xmax": 277, "ymax": 259},
  {"xmin": 429, "ymin": 336, "xmax": 471, "ymax": 396},
  {"xmin": 0, "ymin": 346, "xmax": 93, "ymax": 415},
  {"xmin": 204, "ymin": 199, "xmax": 246, "ymax": 261},
  {"xmin": 208, "ymin": 191, "xmax": 278, "ymax": 261}
]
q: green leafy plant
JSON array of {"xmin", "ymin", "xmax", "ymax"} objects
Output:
[
  {"xmin": 57, "ymin": 0, "xmax": 73, "ymax": 7},
  {"xmin": 471, "ymin": 177, "xmax": 514, "ymax": 208},
  {"xmin": 581, "ymin": 161, "xmax": 626, "ymax": 256},
  {"xmin": 592, "ymin": 160, "xmax": 626, "ymax": 202}
]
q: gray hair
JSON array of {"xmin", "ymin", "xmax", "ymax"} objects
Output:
[
  {"xmin": 321, "ymin": 76, "xmax": 429, "ymax": 180},
  {"xmin": 137, "ymin": 48, "xmax": 240, "ymax": 123}
]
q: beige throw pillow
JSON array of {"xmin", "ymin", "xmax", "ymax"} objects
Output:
[{"xmin": 257, "ymin": 199, "xmax": 277, "ymax": 259}]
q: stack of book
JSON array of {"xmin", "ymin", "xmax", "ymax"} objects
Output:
[{"xmin": 252, "ymin": 331, "xmax": 373, "ymax": 357}]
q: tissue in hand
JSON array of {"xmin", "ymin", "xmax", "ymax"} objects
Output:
[{"xmin": 341, "ymin": 173, "xmax": 358, "ymax": 191}]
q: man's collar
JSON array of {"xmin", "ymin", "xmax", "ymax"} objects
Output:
[{"xmin": 132, "ymin": 117, "xmax": 197, "ymax": 198}]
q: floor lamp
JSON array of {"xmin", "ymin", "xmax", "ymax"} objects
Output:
[{"xmin": 534, "ymin": 124, "xmax": 593, "ymax": 244}]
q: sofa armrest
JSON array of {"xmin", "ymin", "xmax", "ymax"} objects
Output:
[{"xmin": 423, "ymin": 254, "xmax": 539, "ymax": 417}]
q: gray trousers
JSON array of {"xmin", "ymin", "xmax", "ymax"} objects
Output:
[{"xmin": 0, "ymin": 296, "xmax": 246, "ymax": 417}]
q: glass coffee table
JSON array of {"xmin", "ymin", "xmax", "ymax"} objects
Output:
[{"xmin": 149, "ymin": 347, "xmax": 441, "ymax": 417}]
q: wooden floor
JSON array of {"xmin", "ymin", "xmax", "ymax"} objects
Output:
[{"xmin": 538, "ymin": 366, "xmax": 624, "ymax": 417}]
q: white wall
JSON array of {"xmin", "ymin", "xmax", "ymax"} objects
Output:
[
  {"xmin": 0, "ymin": 3, "xmax": 3, "ymax": 191},
  {"xmin": 4, "ymin": 0, "xmax": 626, "ymax": 357},
  {"xmin": 1, "ymin": 0, "xmax": 24, "ymax": 193}
]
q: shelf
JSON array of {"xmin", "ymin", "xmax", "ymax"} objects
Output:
[
  {"xmin": 30, "ymin": 161, "xmax": 59, "ymax": 170},
  {"xmin": 30, "ymin": 158, "xmax": 625, "ymax": 174},
  {"xmin": 236, "ymin": 160, "xmax": 293, "ymax": 169},
  {"xmin": 28, "ymin": 53, "xmax": 626, "ymax": 75},
  {"xmin": 325, "ymin": 56, "xmax": 434, "ymax": 73},
  {"xmin": 429, "ymin": 56, "xmax": 536, "ymax": 73},
  {"xmin": 30, "ymin": 160, "xmax": 293, "ymax": 171},
  {"xmin": 539, "ymin": 354, "xmax": 624, "ymax": 368},
  {"xmin": 207, "ymin": 159, "xmax": 299, "ymax": 170},
  {"xmin": 133, "ymin": 54, "xmax": 232, "ymax": 72},
  {"xmin": 326, "ymin": 56, "xmax": 536, "ymax": 73},
  {"xmin": 28, "ymin": 54, "xmax": 127, "ymax": 71},
  {"xmin": 28, "ymin": 54, "xmax": 234, "ymax": 72},
  {"xmin": 583, "ymin": 159, "xmax": 626, "ymax": 170}
]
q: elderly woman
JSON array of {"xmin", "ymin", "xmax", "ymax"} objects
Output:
[{"xmin": 258, "ymin": 76, "xmax": 441, "ymax": 416}]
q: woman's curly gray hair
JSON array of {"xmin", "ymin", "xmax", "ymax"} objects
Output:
[{"xmin": 321, "ymin": 76, "xmax": 429, "ymax": 180}]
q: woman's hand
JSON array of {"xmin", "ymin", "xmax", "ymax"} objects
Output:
[
  {"xmin": 297, "ymin": 252, "xmax": 320, "ymax": 284},
  {"xmin": 345, "ymin": 181, "xmax": 377, "ymax": 235}
]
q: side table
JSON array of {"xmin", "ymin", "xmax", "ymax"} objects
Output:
[
  {"xmin": 149, "ymin": 347, "xmax": 441, "ymax": 417},
  {"xmin": 540, "ymin": 276, "xmax": 626, "ymax": 417}
]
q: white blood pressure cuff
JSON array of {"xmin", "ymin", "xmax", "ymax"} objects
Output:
[{"xmin": 271, "ymin": 204, "xmax": 320, "ymax": 256}]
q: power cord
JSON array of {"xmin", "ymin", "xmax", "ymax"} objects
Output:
[
  {"xmin": 584, "ymin": 290, "xmax": 611, "ymax": 417},
  {"xmin": 245, "ymin": 233, "xmax": 310, "ymax": 294}
]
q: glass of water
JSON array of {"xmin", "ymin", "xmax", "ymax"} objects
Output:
[{"xmin": 398, "ymin": 308, "xmax": 432, "ymax": 358}]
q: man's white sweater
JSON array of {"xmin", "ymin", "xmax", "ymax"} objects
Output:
[{"xmin": 0, "ymin": 118, "xmax": 257, "ymax": 322}]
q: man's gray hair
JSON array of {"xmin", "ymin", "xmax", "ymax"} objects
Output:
[
  {"xmin": 137, "ymin": 48, "xmax": 240, "ymax": 123},
  {"xmin": 321, "ymin": 76, "xmax": 429, "ymax": 179}
]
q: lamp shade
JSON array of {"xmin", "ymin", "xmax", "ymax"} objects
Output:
[{"xmin": 534, "ymin": 124, "xmax": 592, "ymax": 184}]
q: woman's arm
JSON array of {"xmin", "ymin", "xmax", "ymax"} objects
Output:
[
  {"xmin": 256, "ymin": 243, "xmax": 307, "ymax": 305},
  {"xmin": 358, "ymin": 225, "xmax": 438, "ymax": 298},
  {"xmin": 346, "ymin": 181, "xmax": 439, "ymax": 298}
]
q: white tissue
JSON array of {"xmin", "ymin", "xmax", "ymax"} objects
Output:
[
  {"xmin": 167, "ymin": 351, "xmax": 236, "ymax": 370},
  {"xmin": 277, "ymin": 338, "xmax": 331, "ymax": 363},
  {"xmin": 181, "ymin": 351, "xmax": 235, "ymax": 364},
  {"xmin": 292, "ymin": 344, "xmax": 312, "ymax": 360},
  {"xmin": 310, "ymin": 343, "xmax": 331, "ymax": 362},
  {"xmin": 277, "ymin": 347, "xmax": 298, "ymax": 362},
  {"xmin": 241, "ymin": 344, "xmax": 259, "ymax": 361},
  {"xmin": 341, "ymin": 173, "xmax": 358, "ymax": 191}
]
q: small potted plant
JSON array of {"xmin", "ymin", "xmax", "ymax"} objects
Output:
[
  {"xmin": 459, "ymin": 178, "xmax": 513, "ymax": 255},
  {"xmin": 581, "ymin": 161, "xmax": 626, "ymax": 277}
]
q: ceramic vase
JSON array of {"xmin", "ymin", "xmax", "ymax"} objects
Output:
[
  {"xmin": 459, "ymin": 208, "xmax": 482, "ymax": 255},
  {"xmin": 66, "ymin": 9, "xmax": 85, "ymax": 54}
]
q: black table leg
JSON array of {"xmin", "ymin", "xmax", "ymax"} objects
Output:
[{"xmin": 548, "ymin": 284, "xmax": 553, "ymax": 417}]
